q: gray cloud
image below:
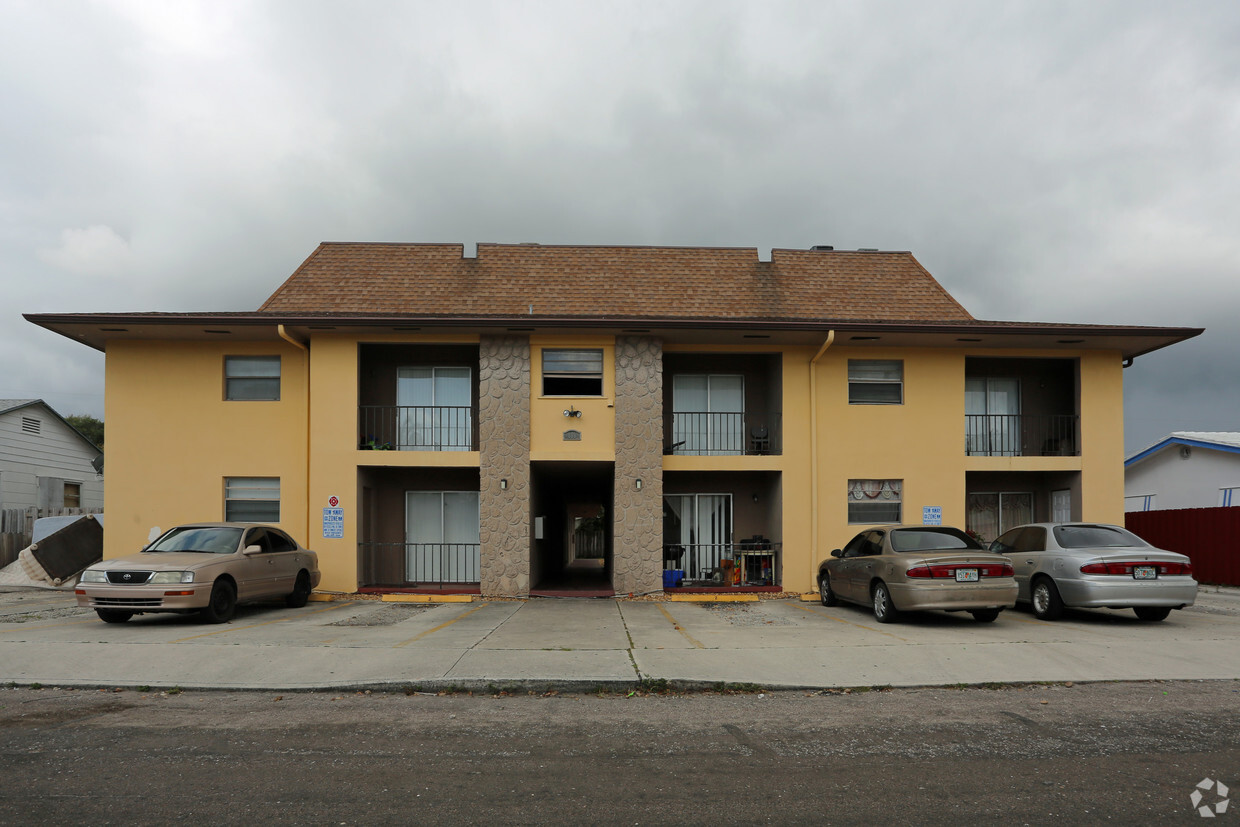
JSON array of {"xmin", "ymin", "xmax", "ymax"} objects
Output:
[{"xmin": 2, "ymin": 0, "xmax": 1236, "ymax": 451}]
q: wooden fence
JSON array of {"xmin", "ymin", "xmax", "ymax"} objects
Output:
[
  {"xmin": 0, "ymin": 507, "xmax": 103, "ymax": 568},
  {"xmin": 1126, "ymin": 506, "xmax": 1240, "ymax": 587}
]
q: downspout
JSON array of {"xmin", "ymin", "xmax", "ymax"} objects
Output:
[
  {"xmin": 277, "ymin": 325, "xmax": 311, "ymax": 545},
  {"xmin": 808, "ymin": 331, "xmax": 835, "ymax": 590}
]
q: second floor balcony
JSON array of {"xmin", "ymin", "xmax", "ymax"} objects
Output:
[
  {"xmin": 965, "ymin": 413, "xmax": 1079, "ymax": 457},
  {"xmin": 359, "ymin": 405, "xmax": 476, "ymax": 451},
  {"xmin": 666, "ymin": 411, "xmax": 782, "ymax": 456}
]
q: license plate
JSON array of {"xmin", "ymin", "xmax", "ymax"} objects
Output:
[
  {"xmin": 1133, "ymin": 566, "xmax": 1157, "ymax": 580},
  {"xmin": 955, "ymin": 568, "xmax": 979, "ymax": 582}
]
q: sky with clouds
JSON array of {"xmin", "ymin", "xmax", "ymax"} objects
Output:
[{"xmin": 2, "ymin": 0, "xmax": 1236, "ymax": 453}]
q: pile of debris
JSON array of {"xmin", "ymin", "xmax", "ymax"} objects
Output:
[{"xmin": 0, "ymin": 514, "xmax": 103, "ymax": 590}]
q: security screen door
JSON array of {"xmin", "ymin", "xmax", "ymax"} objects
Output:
[
  {"xmin": 405, "ymin": 491, "xmax": 480, "ymax": 583},
  {"xmin": 672, "ymin": 374, "xmax": 744, "ymax": 455},
  {"xmin": 664, "ymin": 493, "xmax": 733, "ymax": 578},
  {"xmin": 396, "ymin": 367, "xmax": 471, "ymax": 450}
]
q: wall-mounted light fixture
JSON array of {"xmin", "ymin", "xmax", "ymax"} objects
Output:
[
  {"xmin": 635, "ymin": 478, "xmax": 643, "ymax": 491},
  {"xmin": 563, "ymin": 405, "xmax": 582, "ymax": 418},
  {"xmin": 500, "ymin": 479, "xmax": 508, "ymax": 490}
]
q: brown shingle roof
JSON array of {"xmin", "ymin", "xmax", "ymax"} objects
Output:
[{"xmin": 257, "ymin": 243, "xmax": 974, "ymax": 323}]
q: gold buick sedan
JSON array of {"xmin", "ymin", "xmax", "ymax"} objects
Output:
[
  {"xmin": 818, "ymin": 525, "xmax": 1017, "ymax": 623},
  {"xmin": 75, "ymin": 523, "xmax": 321, "ymax": 624}
]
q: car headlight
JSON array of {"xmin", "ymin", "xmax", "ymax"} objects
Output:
[
  {"xmin": 149, "ymin": 571, "xmax": 195, "ymax": 584},
  {"xmin": 79, "ymin": 570, "xmax": 107, "ymax": 583}
]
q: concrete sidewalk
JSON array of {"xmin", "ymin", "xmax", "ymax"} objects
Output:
[{"xmin": 1, "ymin": 586, "xmax": 1238, "ymax": 691}]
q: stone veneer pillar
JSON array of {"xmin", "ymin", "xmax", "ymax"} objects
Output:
[
  {"xmin": 478, "ymin": 335, "xmax": 531, "ymax": 597},
  {"xmin": 612, "ymin": 336, "xmax": 664, "ymax": 595}
]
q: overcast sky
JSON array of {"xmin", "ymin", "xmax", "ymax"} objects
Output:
[{"xmin": 2, "ymin": 0, "xmax": 1236, "ymax": 453}]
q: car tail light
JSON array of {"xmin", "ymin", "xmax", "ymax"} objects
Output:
[
  {"xmin": 1080, "ymin": 561, "xmax": 1193, "ymax": 575},
  {"xmin": 907, "ymin": 563, "xmax": 1013, "ymax": 578}
]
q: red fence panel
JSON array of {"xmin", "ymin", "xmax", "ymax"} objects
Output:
[{"xmin": 1126, "ymin": 507, "xmax": 1240, "ymax": 587}]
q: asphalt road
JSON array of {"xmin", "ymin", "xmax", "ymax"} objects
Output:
[{"xmin": 1, "ymin": 680, "xmax": 1236, "ymax": 825}]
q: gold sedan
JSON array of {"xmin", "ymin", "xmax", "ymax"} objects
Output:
[{"xmin": 818, "ymin": 525, "xmax": 1017, "ymax": 623}]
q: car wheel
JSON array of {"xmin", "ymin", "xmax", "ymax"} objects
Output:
[
  {"xmin": 1134, "ymin": 606, "xmax": 1172, "ymax": 622},
  {"xmin": 872, "ymin": 582, "xmax": 900, "ymax": 624},
  {"xmin": 200, "ymin": 579, "xmax": 237, "ymax": 624},
  {"xmin": 971, "ymin": 609, "xmax": 1000, "ymax": 623},
  {"xmin": 1031, "ymin": 577, "xmax": 1064, "ymax": 621},
  {"xmin": 286, "ymin": 571, "xmax": 311, "ymax": 608},
  {"xmin": 96, "ymin": 609, "xmax": 133, "ymax": 624},
  {"xmin": 818, "ymin": 573, "xmax": 838, "ymax": 607}
]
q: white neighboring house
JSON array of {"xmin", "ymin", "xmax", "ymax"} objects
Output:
[
  {"xmin": 0, "ymin": 399, "xmax": 103, "ymax": 513},
  {"xmin": 1124, "ymin": 432, "xmax": 1240, "ymax": 512}
]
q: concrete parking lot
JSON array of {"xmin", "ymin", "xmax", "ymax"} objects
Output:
[{"xmin": 1, "ymin": 586, "xmax": 1238, "ymax": 691}]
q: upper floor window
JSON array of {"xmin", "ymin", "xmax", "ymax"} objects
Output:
[
  {"xmin": 848, "ymin": 360, "xmax": 903, "ymax": 404},
  {"xmin": 1220, "ymin": 488, "xmax": 1239, "ymax": 507},
  {"xmin": 225, "ymin": 356, "xmax": 281, "ymax": 401},
  {"xmin": 542, "ymin": 349, "xmax": 603, "ymax": 396},
  {"xmin": 224, "ymin": 477, "xmax": 280, "ymax": 522}
]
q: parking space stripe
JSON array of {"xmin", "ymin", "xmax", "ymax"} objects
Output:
[
  {"xmin": 655, "ymin": 603, "xmax": 706, "ymax": 649},
  {"xmin": 791, "ymin": 603, "xmax": 910, "ymax": 641},
  {"xmin": 393, "ymin": 603, "xmax": 489, "ymax": 648}
]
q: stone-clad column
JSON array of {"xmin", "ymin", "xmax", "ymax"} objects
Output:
[
  {"xmin": 478, "ymin": 335, "xmax": 531, "ymax": 597},
  {"xmin": 612, "ymin": 336, "xmax": 664, "ymax": 595}
]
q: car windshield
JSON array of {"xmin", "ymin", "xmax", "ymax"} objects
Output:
[
  {"xmin": 889, "ymin": 528, "xmax": 982, "ymax": 552},
  {"xmin": 145, "ymin": 527, "xmax": 244, "ymax": 554},
  {"xmin": 1054, "ymin": 524, "xmax": 1147, "ymax": 549}
]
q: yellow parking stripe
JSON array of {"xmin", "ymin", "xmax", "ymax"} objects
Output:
[
  {"xmin": 393, "ymin": 603, "xmax": 489, "ymax": 648},
  {"xmin": 792, "ymin": 603, "xmax": 910, "ymax": 642},
  {"xmin": 655, "ymin": 603, "xmax": 707, "ymax": 649}
]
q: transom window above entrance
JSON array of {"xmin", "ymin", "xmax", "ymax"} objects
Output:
[{"xmin": 542, "ymin": 349, "xmax": 604, "ymax": 396}]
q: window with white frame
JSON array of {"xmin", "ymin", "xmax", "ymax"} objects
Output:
[
  {"xmin": 848, "ymin": 360, "xmax": 903, "ymax": 404},
  {"xmin": 1219, "ymin": 488, "xmax": 1239, "ymax": 507},
  {"xmin": 848, "ymin": 479, "xmax": 902, "ymax": 524},
  {"xmin": 1125, "ymin": 495, "xmax": 1156, "ymax": 512},
  {"xmin": 224, "ymin": 477, "xmax": 280, "ymax": 522},
  {"xmin": 542, "ymin": 349, "xmax": 604, "ymax": 396},
  {"xmin": 225, "ymin": 356, "xmax": 281, "ymax": 401}
]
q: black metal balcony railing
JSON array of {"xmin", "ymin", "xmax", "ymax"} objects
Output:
[
  {"xmin": 668, "ymin": 412, "xmax": 781, "ymax": 456},
  {"xmin": 965, "ymin": 414, "xmax": 1079, "ymax": 457},
  {"xmin": 359, "ymin": 541, "xmax": 480, "ymax": 586},
  {"xmin": 662, "ymin": 541, "xmax": 782, "ymax": 586},
  {"xmin": 359, "ymin": 406, "xmax": 474, "ymax": 451}
]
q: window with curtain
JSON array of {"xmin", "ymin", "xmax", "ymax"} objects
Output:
[
  {"xmin": 671, "ymin": 374, "xmax": 744, "ymax": 455},
  {"xmin": 405, "ymin": 491, "xmax": 480, "ymax": 583},
  {"xmin": 396, "ymin": 367, "xmax": 472, "ymax": 450},
  {"xmin": 847, "ymin": 479, "xmax": 902, "ymax": 524},
  {"xmin": 965, "ymin": 491, "xmax": 1032, "ymax": 542},
  {"xmin": 663, "ymin": 493, "xmax": 733, "ymax": 579},
  {"xmin": 848, "ymin": 360, "xmax": 903, "ymax": 404}
]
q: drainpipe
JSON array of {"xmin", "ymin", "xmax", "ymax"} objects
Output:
[
  {"xmin": 277, "ymin": 325, "xmax": 311, "ymax": 545},
  {"xmin": 809, "ymin": 331, "xmax": 835, "ymax": 589}
]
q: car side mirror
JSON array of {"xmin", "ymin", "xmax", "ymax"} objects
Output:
[
  {"xmin": 830, "ymin": 549, "xmax": 842, "ymax": 558},
  {"xmin": 243, "ymin": 544, "xmax": 263, "ymax": 555}
]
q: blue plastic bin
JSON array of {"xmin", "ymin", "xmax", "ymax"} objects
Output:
[{"xmin": 662, "ymin": 569, "xmax": 684, "ymax": 589}]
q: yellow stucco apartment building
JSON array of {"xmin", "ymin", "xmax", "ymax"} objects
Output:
[{"xmin": 26, "ymin": 243, "xmax": 1201, "ymax": 598}]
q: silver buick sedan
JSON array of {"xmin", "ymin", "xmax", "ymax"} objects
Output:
[{"xmin": 990, "ymin": 522, "xmax": 1197, "ymax": 622}]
